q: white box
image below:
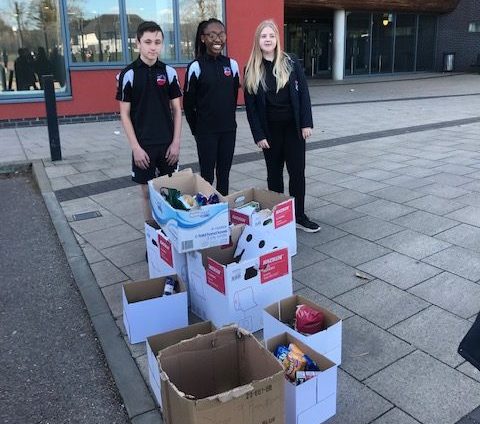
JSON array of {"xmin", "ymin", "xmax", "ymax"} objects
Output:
[
  {"xmin": 146, "ymin": 321, "xmax": 216, "ymax": 407},
  {"xmin": 186, "ymin": 226, "xmax": 293, "ymax": 331},
  {"xmin": 263, "ymin": 295, "xmax": 342, "ymax": 364},
  {"xmin": 145, "ymin": 221, "xmax": 189, "ymax": 285},
  {"xmin": 122, "ymin": 276, "xmax": 188, "ymax": 344},
  {"xmin": 148, "ymin": 172, "xmax": 229, "ymax": 253},
  {"xmin": 266, "ymin": 333, "xmax": 337, "ymax": 424},
  {"xmin": 226, "ymin": 188, "xmax": 297, "ymax": 255}
]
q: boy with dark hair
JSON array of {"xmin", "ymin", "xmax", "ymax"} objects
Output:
[{"xmin": 116, "ymin": 21, "xmax": 182, "ymax": 221}]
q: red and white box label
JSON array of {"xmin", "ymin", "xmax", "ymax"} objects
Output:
[
  {"xmin": 274, "ymin": 201, "xmax": 293, "ymax": 229},
  {"xmin": 158, "ymin": 233, "xmax": 173, "ymax": 268},
  {"xmin": 206, "ymin": 258, "xmax": 226, "ymax": 294},
  {"xmin": 260, "ymin": 248, "xmax": 289, "ymax": 283}
]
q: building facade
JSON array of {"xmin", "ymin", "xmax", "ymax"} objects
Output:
[{"xmin": 0, "ymin": 0, "xmax": 478, "ymax": 124}]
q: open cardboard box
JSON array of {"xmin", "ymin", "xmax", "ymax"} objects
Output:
[
  {"xmin": 186, "ymin": 225, "xmax": 293, "ymax": 331},
  {"xmin": 263, "ymin": 295, "xmax": 342, "ymax": 364},
  {"xmin": 266, "ymin": 332, "xmax": 337, "ymax": 424},
  {"xmin": 158, "ymin": 326, "xmax": 285, "ymax": 424},
  {"xmin": 148, "ymin": 172, "xmax": 229, "ymax": 253},
  {"xmin": 145, "ymin": 220, "xmax": 189, "ymax": 293},
  {"xmin": 147, "ymin": 321, "xmax": 216, "ymax": 407},
  {"xmin": 122, "ymin": 275, "xmax": 188, "ymax": 344},
  {"xmin": 226, "ymin": 188, "xmax": 297, "ymax": 255}
]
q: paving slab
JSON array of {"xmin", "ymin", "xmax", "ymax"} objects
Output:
[
  {"xmin": 308, "ymin": 203, "xmax": 366, "ymax": 226},
  {"xmin": 358, "ymin": 252, "xmax": 442, "ymax": 289},
  {"xmin": 121, "ymin": 261, "xmax": 150, "ymax": 282},
  {"xmin": 336, "ymin": 177, "xmax": 389, "ymax": 193},
  {"xmin": 416, "ymin": 183, "xmax": 470, "ymax": 199},
  {"xmin": 457, "ymin": 362, "xmax": 480, "ymax": 383},
  {"xmin": 365, "ymin": 350, "xmax": 480, "ymax": 424},
  {"xmin": 378, "ymin": 229, "xmax": 451, "ymax": 260},
  {"xmin": 390, "ymin": 306, "xmax": 471, "ymax": 367},
  {"xmin": 355, "ymin": 199, "xmax": 416, "ymax": 221},
  {"xmin": 81, "ymin": 243, "xmax": 105, "ymax": 264},
  {"xmin": 371, "ymin": 408, "xmax": 421, "ymax": 424},
  {"xmin": 404, "ymin": 195, "xmax": 464, "ymax": 215},
  {"xmin": 294, "ymin": 257, "xmax": 372, "ymax": 298},
  {"xmin": 70, "ymin": 211, "xmax": 125, "ymax": 235},
  {"xmin": 324, "ymin": 370, "xmax": 392, "ymax": 424},
  {"xmin": 334, "ymin": 279, "xmax": 428, "ymax": 329},
  {"xmin": 101, "ymin": 238, "xmax": 147, "ymax": 268},
  {"xmin": 338, "ymin": 215, "xmax": 404, "ymax": 241},
  {"xmin": 292, "ymin": 244, "xmax": 329, "ymax": 271},
  {"xmin": 425, "ymin": 172, "xmax": 475, "ymax": 187},
  {"xmin": 423, "ymin": 246, "xmax": 480, "ymax": 282},
  {"xmin": 445, "ymin": 206, "xmax": 480, "ymax": 228},
  {"xmin": 315, "ymin": 234, "xmax": 391, "ymax": 267},
  {"xmin": 392, "ymin": 210, "xmax": 459, "ymax": 236},
  {"xmin": 101, "ymin": 281, "xmax": 125, "ymax": 319},
  {"xmin": 408, "ymin": 272, "xmax": 480, "ymax": 319},
  {"xmin": 91, "ymin": 260, "xmax": 129, "ymax": 288},
  {"xmin": 296, "ymin": 223, "xmax": 347, "ymax": 248},
  {"xmin": 369, "ymin": 186, "xmax": 424, "ymax": 203},
  {"xmin": 81, "ymin": 224, "xmax": 143, "ymax": 250},
  {"xmin": 455, "ymin": 192, "xmax": 480, "ymax": 208},
  {"xmin": 341, "ymin": 315, "xmax": 414, "ymax": 381},
  {"xmin": 322, "ymin": 189, "xmax": 377, "ymax": 208}
]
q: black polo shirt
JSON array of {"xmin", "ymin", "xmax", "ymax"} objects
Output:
[{"xmin": 116, "ymin": 58, "xmax": 182, "ymax": 146}]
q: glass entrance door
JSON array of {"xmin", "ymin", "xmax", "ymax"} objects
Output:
[
  {"xmin": 303, "ymin": 25, "xmax": 331, "ymax": 76},
  {"xmin": 285, "ymin": 21, "xmax": 332, "ymax": 77}
]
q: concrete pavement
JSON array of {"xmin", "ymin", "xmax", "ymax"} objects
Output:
[{"xmin": 2, "ymin": 72, "xmax": 480, "ymax": 424}]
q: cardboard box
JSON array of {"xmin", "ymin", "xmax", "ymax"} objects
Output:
[
  {"xmin": 226, "ymin": 188, "xmax": 297, "ymax": 255},
  {"xmin": 122, "ymin": 276, "xmax": 188, "ymax": 344},
  {"xmin": 263, "ymin": 295, "xmax": 342, "ymax": 364},
  {"xmin": 145, "ymin": 221, "xmax": 189, "ymax": 285},
  {"xmin": 148, "ymin": 172, "xmax": 229, "ymax": 253},
  {"xmin": 159, "ymin": 326, "xmax": 285, "ymax": 424},
  {"xmin": 186, "ymin": 226, "xmax": 293, "ymax": 331},
  {"xmin": 266, "ymin": 333, "xmax": 337, "ymax": 424},
  {"xmin": 146, "ymin": 321, "xmax": 216, "ymax": 407}
]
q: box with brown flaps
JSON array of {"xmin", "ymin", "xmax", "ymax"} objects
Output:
[{"xmin": 158, "ymin": 326, "xmax": 285, "ymax": 424}]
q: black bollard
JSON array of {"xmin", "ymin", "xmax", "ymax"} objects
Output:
[{"xmin": 42, "ymin": 75, "xmax": 62, "ymax": 161}]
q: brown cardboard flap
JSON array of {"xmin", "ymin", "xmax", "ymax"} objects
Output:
[
  {"xmin": 227, "ymin": 188, "xmax": 293, "ymax": 211},
  {"xmin": 150, "ymin": 173, "xmax": 219, "ymax": 197},
  {"xmin": 123, "ymin": 275, "xmax": 186, "ymax": 303},
  {"xmin": 265, "ymin": 295, "xmax": 341, "ymax": 328},
  {"xmin": 158, "ymin": 327, "xmax": 283, "ymax": 400},
  {"xmin": 266, "ymin": 332, "xmax": 336, "ymax": 371},
  {"xmin": 199, "ymin": 224, "xmax": 244, "ymax": 268},
  {"xmin": 148, "ymin": 321, "xmax": 216, "ymax": 355}
]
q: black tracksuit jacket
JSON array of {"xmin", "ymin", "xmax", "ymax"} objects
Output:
[
  {"xmin": 183, "ymin": 53, "xmax": 240, "ymax": 136},
  {"xmin": 244, "ymin": 54, "xmax": 313, "ymax": 143}
]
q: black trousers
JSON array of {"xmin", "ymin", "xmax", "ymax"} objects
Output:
[
  {"xmin": 263, "ymin": 119, "xmax": 306, "ymax": 218},
  {"xmin": 195, "ymin": 131, "xmax": 236, "ymax": 196}
]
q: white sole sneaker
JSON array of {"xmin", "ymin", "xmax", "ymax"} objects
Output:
[{"xmin": 296, "ymin": 223, "xmax": 321, "ymax": 233}]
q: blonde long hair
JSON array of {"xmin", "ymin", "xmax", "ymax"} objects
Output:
[{"xmin": 244, "ymin": 19, "xmax": 292, "ymax": 95}]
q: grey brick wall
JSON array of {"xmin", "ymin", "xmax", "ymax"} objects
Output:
[{"xmin": 436, "ymin": 0, "xmax": 480, "ymax": 71}]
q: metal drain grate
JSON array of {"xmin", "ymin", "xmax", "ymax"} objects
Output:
[{"xmin": 72, "ymin": 211, "xmax": 102, "ymax": 221}]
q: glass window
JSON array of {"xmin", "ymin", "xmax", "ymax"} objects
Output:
[
  {"xmin": 394, "ymin": 14, "xmax": 416, "ymax": 72},
  {"xmin": 371, "ymin": 12, "xmax": 394, "ymax": 73},
  {"xmin": 468, "ymin": 21, "xmax": 480, "ymax": 33},
  {"xmin": 66, "ymin": 0, "xmax": 122, "ymax": 63},
  {"xmin": 345, "ymin": 12, "xmax": 370, "ymax": 76},
  {"xmin": 178, "ymin": 0, "xmax": 223, "ymax": 62},
  {"xmin": 125, "ymin": 0, "xmax": 174, "ymax": 62},
  {"xmin": 0, "ymin": 0, "xmax": 66, "ymax": 94},
  {"xmin": 416, "ymin": 15, "xmax": 436, "ymax": 71}
]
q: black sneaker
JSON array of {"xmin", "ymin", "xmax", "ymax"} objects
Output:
[{"xmin": 296, "ymin": 215, "xmax": 321, "ymax": 233}]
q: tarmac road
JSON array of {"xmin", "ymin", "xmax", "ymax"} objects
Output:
[{"xmin": 0, "ymin": 171, "xmax": 129, "ymax": 424}]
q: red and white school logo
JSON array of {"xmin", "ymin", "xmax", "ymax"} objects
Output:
[
  {"xmin": 156, "ymin": 74, "xmax": 167, "ymax": 87},
  {"xmin": 223, "ymin": 66, "xmax": 232, "ymax": 77}
]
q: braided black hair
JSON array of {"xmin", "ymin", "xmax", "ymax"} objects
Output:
[{"xmin": 194, "ymin": 18, "xmax": 225, "ymax": 58}]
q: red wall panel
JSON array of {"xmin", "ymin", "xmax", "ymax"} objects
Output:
[{"xmin": 0, "ymin": 1, "xmax": 284, "ymax": 120}]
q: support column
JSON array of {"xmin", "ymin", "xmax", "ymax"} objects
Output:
[{"xmin": 332, "ymin": 9, "xmax": 346, "ymax": 81}]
